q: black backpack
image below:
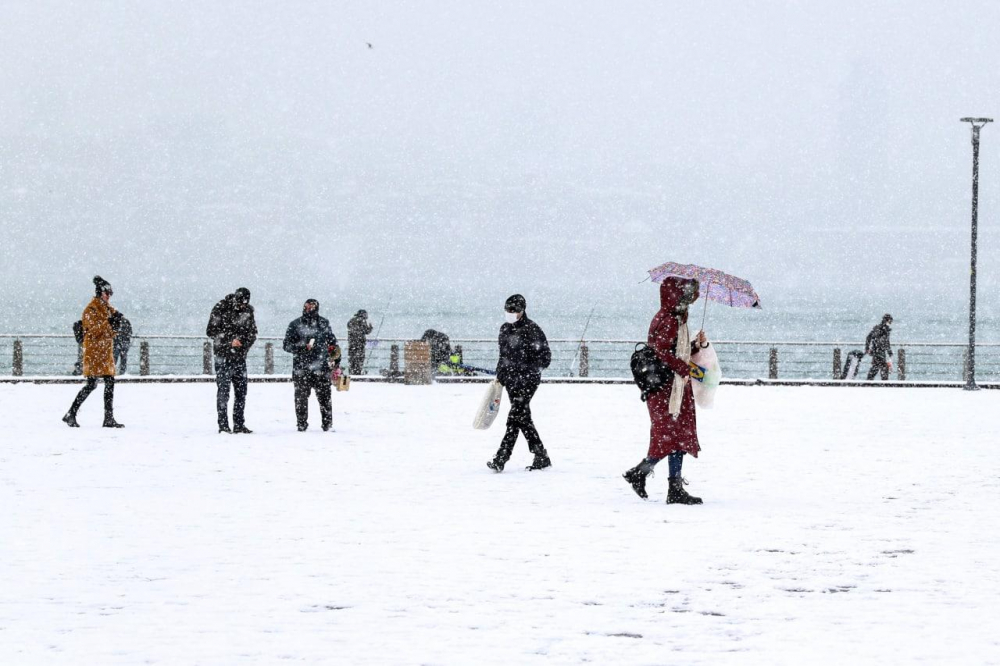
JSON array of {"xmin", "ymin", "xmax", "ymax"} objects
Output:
[
  {"xmin": 630, "ymin": 342, "xmax": 674, "ymax": 402},
  {"xmin": 73, "ymin": 320, "xmax": 84, "ymax": 345}
]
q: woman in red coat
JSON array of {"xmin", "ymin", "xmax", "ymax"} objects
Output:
[{"xmin": 623, "ymin": 276, "xmax": 708, "ymax": 504}]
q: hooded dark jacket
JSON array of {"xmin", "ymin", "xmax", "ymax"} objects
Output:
[
  {"xmin": 865, "ymin": 322, "xmax": 893, "ymax": 359},
  {"xmin": 347, "ymin": 312, "xmax": 373, "ymax": 351},
  {"xmin": 206, "ymin": 294, "xmax": 258, "ymax": 361},
  {"xmin": 495, "ymin": 314, "xmax": 551, "ymax": 389},
  {"xmin": 283, "ymin": 303, "xmax": 338, "ymax": 377}
]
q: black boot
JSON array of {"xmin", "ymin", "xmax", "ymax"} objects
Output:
[
  {"xmin": 62, "ymin": 412, "xmax": 80, "ymax": 428},
  {"xmin": 622, "ymin": 466, "xmax": 648, "ymax": 499},
  {"xmin": 667, "ymin": 477, "xmax": 702, "ymax": 505},
  {"xmin": 486, "ymin": 459, "xmax": 505, "ymax": 473},
  {"xmin": 102, "ymin": 417, "xmax": 125, "ymax": 428},
  {"xmin": 233, "ymin": 425, "xmax": 253, "ymax": 434},
  {"xmin": 525, "ymin": 456, "xmax": 551, "ymax": 471},
  {"xmin": 219, "ymin": 424, "xmax": 232, "ymax": 434}
]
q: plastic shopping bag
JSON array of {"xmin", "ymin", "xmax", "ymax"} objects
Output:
[
  {"xmin": 690, "ymin": 344, "xmax": 722, "ymax": 408},
  {"xmin": 473, "ymin": 381, "xmax": 504, "ymax": 430}
]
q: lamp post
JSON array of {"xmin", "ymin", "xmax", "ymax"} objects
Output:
[{"xmin": 960, "ymin": 117, "xmax": 992, "ymax": 391}]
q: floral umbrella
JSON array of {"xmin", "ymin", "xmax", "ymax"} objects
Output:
[{"xmin": 647, "ymin": 262, "xmax": 762, "ymax": 329}]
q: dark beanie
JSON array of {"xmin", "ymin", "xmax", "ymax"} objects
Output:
[
  {"xmin": 93, "ymin": 275, "xmax": 112, "ymax": 296},
  {"xmin": 504, "ymin": 294, "xmax": 526, "ymax": 313},
  {"xmin": 235, "ymin": 287, "xmax": 251, "ymax": 304},
  {"xmin": 304, "ymin": 298, "xmax": 320, "ymax": 314}
]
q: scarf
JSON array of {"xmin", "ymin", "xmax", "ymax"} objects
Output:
[{"xmin": 669, "ymin": 318, "xmax": 690, "ymax": 418}]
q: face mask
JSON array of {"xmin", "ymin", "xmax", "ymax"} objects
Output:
[{"xmin": 505, "ymin": 311, "xmax": 520, "ymax": 324}]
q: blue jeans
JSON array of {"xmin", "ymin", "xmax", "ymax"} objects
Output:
[
  {"xmin": 215, "ymin": 356, "xmax": 248, "ymax": 428},
  {"xmin": 638, "ymin": 451, "xmax": 684, "ymax": 478}
]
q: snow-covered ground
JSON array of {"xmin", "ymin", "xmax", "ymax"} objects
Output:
[{"xmin": 1, "ymin": 382, "xmax": 998, "ymax": 664}]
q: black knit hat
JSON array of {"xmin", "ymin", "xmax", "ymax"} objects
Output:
[
  {"xmin": 504, "ymin": 294, "xmax": 526, "ymax": 313},
  {"xmin": 93, "ymin": 275, "xmax": 113, "ymax": 297},
  {"xmin": 235, "ymin": 287, "xmax": 251, "ymax": 304}
]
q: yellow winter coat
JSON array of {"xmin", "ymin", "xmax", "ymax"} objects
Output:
[{"xmin": 82, "ymin": 297, "xmax": 117, "ymax": 377}]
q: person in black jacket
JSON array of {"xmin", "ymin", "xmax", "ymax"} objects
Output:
[
  {"xmin": 283, "ymin": 299, "xmax": 338, "ymax": 432},
  {"xmin": 111, "ymin": 313, "xmax": 132, "ymax": 374},
  {"xmin": 206, "ymin": 288, "xmax": 257, "ymax": 433},
  {"xmin": 347, "ymin": 310, "xmax": 374, "ymax": 375},
  {"xmin": 487, "ymin": 294, "xmax": 553, "ymax": 472},
  {"xmin": 865, "ymin": 314, "xmax": 894, "ymax": 381}
]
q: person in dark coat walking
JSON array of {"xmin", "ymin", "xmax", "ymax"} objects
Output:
[
  {"xmin": 347, "ymin": 310, "xmax": 373, "ymax": 375},
  {"xmin": 487, "ymin": 294, "xmax": 553, "ymax": 472},
  {"xmin": 63, "ymin": 276, "xmax": 124, "ymax": 428},
  {"xmin": 623, "ymin": 277, "xmax": 706, "ymax": 504},
  {"xmin": 865, "ymin": 314, "xmax": 894, "ymax": 381},
  {"xmin": 206, "ymin": 287, "xmax": 257, "ymax": 433},
  {"xmin": 283, "ymin": 299, "xmax": 338, "ymax": 431}
]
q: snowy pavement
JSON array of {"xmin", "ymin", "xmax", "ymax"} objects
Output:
[{"xmin": 1, "ymin": 382, "xmax": 998, "ymax": 664}]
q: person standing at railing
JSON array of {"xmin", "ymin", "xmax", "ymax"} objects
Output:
[
  {"xmin": 865, "ymin": 314, "xmax": 894, "ymax": 381},
  {"xmin": 112, "ymin": 313, "xmax": 132, "ymax": 374},
  {"xmin": 623, "ymin": 277, "xmax": 705, "ymax": 504},
  {"xmin": 63, "ymin": 276, "xmax": 124, "ymax": 428},
  {"xmin": 347, "ymin": 310, "xmax": 373, "ymax": 375},
  {"xmin": 283, "ymin": 299, "xmax": 338, "ymax": 432},
  {"xmin": 487, "ymin": 294, "xmax": 553, "ymax": 472},
  {"xmin": 207, "ymin": 287, "xmax": 257, "ymax": 434}
]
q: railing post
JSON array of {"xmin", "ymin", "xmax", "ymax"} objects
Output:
[
  {"xmin": 455, "ymin": 344, "xmax": 463, "ymax": 364},
  {"xmin": 833, "ymin": 348, "xmax": 841, "ymax": 380},
  {"xmin": 140, "ymin": 340, "xmax": 150, "ymax": 376},
  {"xmin": 579, "ymin": 343, "xmax": 589, "ymax": 378},
  {"xmin": 389, "ymin": 344, "xmax": 400, "ymax": 376},
  {"xmin": 265, "ymin": 342, "xmax": 274, "ymax": 375},
  {"xmin": 897, "ymin": 348, "xmax": 906, "ymax": 381},
  {"xmin": 203, "ymin": 341, "xmax": 213, "ymax": 375},
  {"xmin": 12, "ymin": 339, "xmax": 23, "ymax": 376},
  {"xmin": 963, "ymin": 348, "xmax": 970, "ymax": 383},
  {"xmin": 769, "ymin": 347, "xmax": 778, "ymax": 379}
]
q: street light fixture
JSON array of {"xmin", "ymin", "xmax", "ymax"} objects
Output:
[{"xmin": 960, "ymin": 117, "xmax": 992, "ymax": 391}]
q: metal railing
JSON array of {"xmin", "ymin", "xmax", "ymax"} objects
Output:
[{"xmin": 2, "ymin": 334, "xmax": 998, "ymax": 382}]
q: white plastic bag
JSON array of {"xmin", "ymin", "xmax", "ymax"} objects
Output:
[
  {"xmin": 473, "ymin": 381, "xmax": 504, "ymax": 430},
  {"xmin": 690, "ymin": 344, "xmax": 722, "ymax": 409}
]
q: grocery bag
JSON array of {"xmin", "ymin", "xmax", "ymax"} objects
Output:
[
  {"xmin": 690, "ymin": 345, "xmax": 722, "ymax": 408},
  {"xmin": 473, "ymin": 381, "xmax": 504, "ymax": 430}
]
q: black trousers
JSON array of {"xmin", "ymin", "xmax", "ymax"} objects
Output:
[
  {"xmin": 68, "ymin": 375, "xmax": 115, "ymax": 419},
  {"xmin": 294, "ymin": 372, "xmax": 333, "ymax": 429},
  {"xmin": 348, "ymin": 343, "xmax": 365, "ymax": 375},
  {"xmin": 215, "ymin": 356, "xmax": 248, "ymax": 428},
  {"xmin": 867, "ymin": 355, "xmax": 890, "ymax": 381},
  {"xmin": 494, "ymin": 377, "xmax": 547, "ymax": 464}
]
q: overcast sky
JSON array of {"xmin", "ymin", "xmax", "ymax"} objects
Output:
[{"xmin": 2, "ymin": 1, "xmax": 999, "ymax": 325}]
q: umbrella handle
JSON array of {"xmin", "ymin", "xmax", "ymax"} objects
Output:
[{"xmin": 699, "ymin": 280, "xmax": 711, "ymax": 332}]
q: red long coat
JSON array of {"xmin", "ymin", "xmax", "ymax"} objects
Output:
[{"xmin": 646, "ymin": 277, "xmax": 701, "ymax": 459}]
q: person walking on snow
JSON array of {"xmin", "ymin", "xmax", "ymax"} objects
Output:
[
  {"xmin": 623, "ymin": 277, "xmax": 706, "ymax": 504},
  {"xmin": 487, "ymin": 294, "xmax": 553, "ymax": 472},
  {"xmin": 283, "ymin": 299, "xmax": 338, "ymax": 432},
  {"xmin": 347, "ymin": 309, "xmax": 373, "ymax": 375},
  {"xmin": 865, "ymin": 314, "xmax": 894, "ymax": 381},
  {"xmin": 63, "ymin": 276, "xmax": 124, "ymax": 428},
  {"xmin": 207, "ymin": 287, "xmax": 257, "ymax": 433}
]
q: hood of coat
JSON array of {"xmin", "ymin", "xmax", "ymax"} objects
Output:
[
  {"xmin": 659, "ymin": 276, "xmax": 688, "ymax": 310},
  {"xmin": 302, "ymin": 299, "xmax": 320, "ymax": 319}
]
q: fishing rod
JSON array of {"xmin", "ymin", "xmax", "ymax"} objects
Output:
[
  {"xmin": 361, "ymin": 294, "xmax": 393, "ymax": 375},
  {"xmin": 567, "ymin": 305, "xmax": 596, "ymax": 376}
]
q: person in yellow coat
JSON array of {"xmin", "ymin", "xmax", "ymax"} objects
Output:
[{"xmin": 63, "ymin": 276, "xmax": 124, "ymax": 428}]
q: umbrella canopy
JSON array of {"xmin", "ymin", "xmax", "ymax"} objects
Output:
[{"xmin": 648, "ymin": 262, "xmax": 762, "ymax": 309}]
